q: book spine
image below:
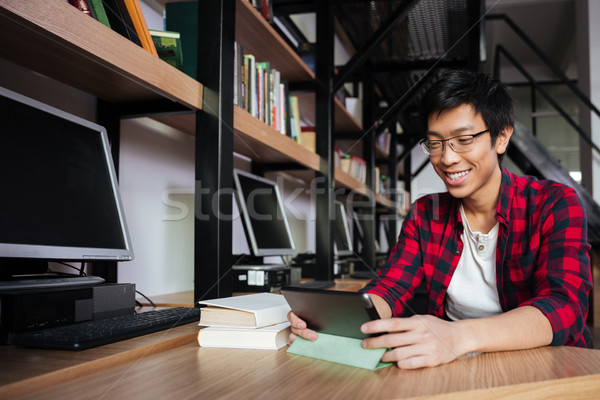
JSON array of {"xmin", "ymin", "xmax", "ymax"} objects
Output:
[
  {"xmin": 88, "ymin": 0, "xmax": 111, "ymax": 28},
  {"xmin": 123, "ymin": 0, "xmax": 158, "ymax": 56},
  {"xmin": 233, "ymin": 42, "xmax": 238, "ymax": 106},
  {"xmin": 69, "ymin": 0, "xmax": 94, "ymax": 17}
]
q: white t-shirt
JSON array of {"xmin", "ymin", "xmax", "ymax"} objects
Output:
[{"xmin": 445, "ymin": 204, "xmax": 503, "ymax": 320}]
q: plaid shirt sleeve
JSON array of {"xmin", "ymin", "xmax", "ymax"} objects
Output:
[{"xmin": 514, "ymin": 183, "xmax": 592, "ymax": 346}]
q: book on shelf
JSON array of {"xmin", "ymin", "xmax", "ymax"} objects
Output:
[
  {"xmin": 88, "ymin": 0, "xmax": 111, "ymax": 28},
  {"xmin": 259, "ymin": 0, "xmax": 274, "ymax": 22},
  {"xmin": 345, "ymin": 97, "xmax": 362, "ymax": 126},
  {"xmin": 198, "ymin": 293, "xmax": 291, "ymax": 328},
  {"xmin": 102, "ymin": 0, "xmax": 143, "ymax": 47},
  {"xmin": 377, "ymin": 129, "xmax": 392, "ymax": 156},
  {"xmin": 68, "ymin": 0, "xmax": 93, "ymax": 18},
  {"xmin": 197, "ymin": 321, "xmax": 291, "ymax": 350},
  {"xmin": 165, "ymin": 1, "xmax": 198, "ymax": 79},
  {"xmin": 243, "ymin": 54, "xmax": 257, "ymax": 118},
  {"xmin": 289, "ymin": 96, "xmax": 302, "ymax": 144},
  {"xmin": 149, "ymin": 30, "xmax": 183, "ymax": 70},
  {"xmin": 300, "ymin": 126, "xmax": 316, "ymax": 153},
  {"xmin": 256, "ymin": 61, "xmax": 271, "ymax": 124},
  {"xmin": 123, "ymin": 0, "xmax": 158, "ymax": 56},
  {"xmin": 339, "ymin": 152, "xmax": 367, "ymax": 183}
]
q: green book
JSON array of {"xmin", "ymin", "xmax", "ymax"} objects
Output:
[
  {"xmin": 88, "ymin": 0, "xmax": 111, "ymax": 28},
  {"xmin": 165, "ymin": 1, "xmax": 198, "ymax": 79},
  {"xmin": 149, "ymin": 30, "xmax": 183, "ymax": 71}
]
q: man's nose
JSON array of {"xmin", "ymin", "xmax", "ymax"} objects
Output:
[{"xmin": 440, "ymin": 141, "xmax": 460, "ymax": 163}]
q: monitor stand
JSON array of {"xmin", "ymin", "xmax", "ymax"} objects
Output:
[{"xmin": 0, "ymin": 260, "xmax": 105, "ymax": 292}]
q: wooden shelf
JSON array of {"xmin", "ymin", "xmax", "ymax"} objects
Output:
[
  {"xmin": 233, "ymin": 105, "xmax": 320, "ymax": 170},
  {"xmin": 0, "ymin": 0, "xmax": 203, "ymax": 109},
  {"xmin": 234, "ymin": 0, "xmax": 362, "ymax": 133}
]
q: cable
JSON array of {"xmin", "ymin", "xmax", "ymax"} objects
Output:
[
  {"xmin": 52, "ymin": 262, "xmax": 87, "ymax": 276},
  {"xmin": 135, "ymin": 290, "xmax": 156, "ymax": 308}
]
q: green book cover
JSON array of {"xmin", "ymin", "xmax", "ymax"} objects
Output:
[
  {"xmin": 165, "ymin": 1, "xmax": 198, "ymax": 79},
  {"xmin": 89, "ymin": 0, "xmax": 111, "ymax": 28},
  {"xmin": 149, "ymin": 29, "xmax": 183, "ymax": 71}
]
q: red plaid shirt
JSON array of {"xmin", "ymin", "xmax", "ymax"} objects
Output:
[{"xmin": 363, "ymin": 167, "xmax": 592, "ymax": 347}]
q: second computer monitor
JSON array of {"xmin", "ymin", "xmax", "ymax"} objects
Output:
[
  {"xmin": 233, "ymin": 169, "xmax": 296, "ymax": 257},
  {"xmin": 334, "ymin": 201, "xmax": 353, "ymax": 257}
]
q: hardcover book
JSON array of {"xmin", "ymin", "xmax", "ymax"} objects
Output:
[
  {"xmin": 198, "ymin": 293, "xmax": 290, "ymax": 328},
  {"xmin": 149, "ymin": 30, "xmax": 183, "ymax": 70},
  {"xmin": 88, "ymin": 0, "xmax": 111, "ymax": 28},
  {"xmin": 197, "ymin": 322, "xmax": 291, "ymax": 350},
  {"xmin": 102, "ymin": 0, "xmax": 143, "ymax": 47},
  {"xmin": 123, "ymin": 0, "xmax": 158, "ymax": 56}
]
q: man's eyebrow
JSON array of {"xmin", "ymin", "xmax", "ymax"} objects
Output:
[{"xmin": 426, "ymin": 126, "xmax": 476, "ymax": 138}]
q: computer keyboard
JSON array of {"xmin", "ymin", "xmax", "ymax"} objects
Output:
[
  {"xmin": 12, "ymin": 307, "xmax": 201, "ymax": 350},
  {"xmin": 287, "ymin": 280, "xmax": 336, "ymax": 290}
]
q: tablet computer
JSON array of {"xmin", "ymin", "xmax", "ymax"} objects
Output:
[{"xmin": 280, "ymin": 287, "xmax": 380, "ymax": 339}]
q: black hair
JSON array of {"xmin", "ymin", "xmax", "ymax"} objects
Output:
[{"xmin": 420, "ymin": 69, "xmax": 515, "ymax": 160}]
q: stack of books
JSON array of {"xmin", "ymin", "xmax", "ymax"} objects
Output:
[{"xmin": 197, "ymin": 293, "xmax": 291, "ymax": 350}]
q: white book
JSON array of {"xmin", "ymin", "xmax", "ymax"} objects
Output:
[
  {"xmin": 198, "ymin": 293, "xmax": 290, "ymax": 328},
  {"xmin": 197, "ymin": 322, "xmax": 291, "ymax": 350}
]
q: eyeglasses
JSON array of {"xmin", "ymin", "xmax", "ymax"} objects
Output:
[{"xmin": 419, "ymin": 129, "xmax": 490, "ymax": 156}]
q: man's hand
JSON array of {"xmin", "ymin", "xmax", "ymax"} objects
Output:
[
  {"xmin": 287, "ymin": 311, "xmax": 318, "ymax": 344},
  {"xmin": 361, "ymin": 315, "xmax": 469, "ymax": 369}
]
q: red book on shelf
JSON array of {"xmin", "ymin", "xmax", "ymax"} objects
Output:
[{"xmin": 69, "ymin": 0, "xmax": 93, "ymax": 17}]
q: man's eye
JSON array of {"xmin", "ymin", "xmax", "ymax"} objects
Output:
[
  {"xmin": 457, "ymin": 137, "xmax": 474, "ymax": 144},
  {"xmin": 429, "ymin": 141, "xmax": 441, "ymax": 148}
]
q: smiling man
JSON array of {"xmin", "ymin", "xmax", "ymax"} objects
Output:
[{"xmin": 288, "ymin": 69, "xmax": 592, "ymax": 369}]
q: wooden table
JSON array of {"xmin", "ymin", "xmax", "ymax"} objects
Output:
[
  {"xmin": 3, "ymin": 281, "xmax": 600, "ymax": 399},
  {"xmin": 2, "ymin": 325, "xmax": 600, "ymax": 399}
]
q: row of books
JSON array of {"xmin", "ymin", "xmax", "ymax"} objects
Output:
[
  {"xmin": 234, "ymin": 42, "xmax": 303, "ymax": 142},
  {"xmin": 377, "ymin": 129, "xmax": 393, "ymax": 156},
  {"xmin": 197, "ymin": 293, "xmax": 291, "ymax": 350},
  {"xmin": 334, "ymin": 148, "xmax": 389, "ymax": 194}
]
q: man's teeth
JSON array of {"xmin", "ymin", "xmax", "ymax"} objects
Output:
[{"xmin": 447, "ymin": 170, "xmax": 469, "ymax": 180}]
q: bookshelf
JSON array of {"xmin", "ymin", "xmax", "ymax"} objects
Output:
[
  {"xmin": 0, "ymin": 0, "xmax": 203, "ymax": 109},
  {"xmin": 155, "ymin": 0, "xmax": 393, "ymax": 210},
  {"xmin": 0, "ymin": 0, "xmax": 401, "ymax": 300}
]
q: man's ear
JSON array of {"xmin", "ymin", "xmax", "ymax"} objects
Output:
[{"xmin": 496, "ymin": 125, "xmax": 513, "ymax": 154}]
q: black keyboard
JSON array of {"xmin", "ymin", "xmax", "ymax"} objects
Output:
[
  {"xmin": 12, "ymin": 307, "xmax": 201, "ymax": 351},
  {"xmin": 287, "ymin": 280, "xmax": 336, "ymax": 290}
]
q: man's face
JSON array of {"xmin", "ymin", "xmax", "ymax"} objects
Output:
[{"xmin": 426, "ymin": 104, "xmax": 511, "ymax": 201}]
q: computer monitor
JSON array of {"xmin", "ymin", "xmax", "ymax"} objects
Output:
[
  {"xmin": 350, "ymin": 210, "xmax": 381, "ymax": 254},
  {"xmin": 333, "ymin": 201, "xmax": 353, "ymax": 257},
  {"xmin": 0, "ymin": 87, "xmax": 134, "ymax": 273},
  {"xmin": 233, "ymin": 169, "xmax": 296, "ymax": 257}
]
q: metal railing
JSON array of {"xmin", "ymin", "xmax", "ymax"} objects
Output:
[{"xmin": 487, "ymin": 13, "xmax": 600, "ymax": 155}]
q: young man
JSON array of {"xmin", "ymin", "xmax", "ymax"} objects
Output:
[{"xmin": 288, "ymin": 69, "xmax": 592, "ymax": 369}]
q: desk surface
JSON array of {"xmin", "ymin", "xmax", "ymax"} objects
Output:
[
  {"xmin": 3, "ymin": 282, "xmax": 600, "ymax": 399},
  {"xmin": 2, "ymin": 329, "xmax": 600, "ymax": 400}
]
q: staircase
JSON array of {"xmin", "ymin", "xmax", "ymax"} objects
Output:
[{"xmin": 508, "ymin": 121, "xmax": 600, "ymax": 244}]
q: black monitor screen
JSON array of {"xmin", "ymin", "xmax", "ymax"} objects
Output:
[
  {"xmin": 0, "ymin": 87, "xmax": 133, "ymax": 261},
  {"xmin": 233, "ymin": 169, "xmax": 296, "ymax": 256},
  {"xmin": 334, "ymin": 201, "xmax": 353, "ymax": 256}
]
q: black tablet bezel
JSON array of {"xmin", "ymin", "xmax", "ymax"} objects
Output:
[{"xmin": 280, "ymin": 287, "xmax": 380, "ymax": 339}]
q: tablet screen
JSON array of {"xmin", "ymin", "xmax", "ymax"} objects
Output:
[{"xmin": 281, "ymin": 287, "xmax": 380, "ymax": 339}]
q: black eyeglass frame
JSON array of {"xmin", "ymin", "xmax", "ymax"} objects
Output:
[{"xmin": 419, "ymin": 129, "xmax": 490, "ymax": 155}]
